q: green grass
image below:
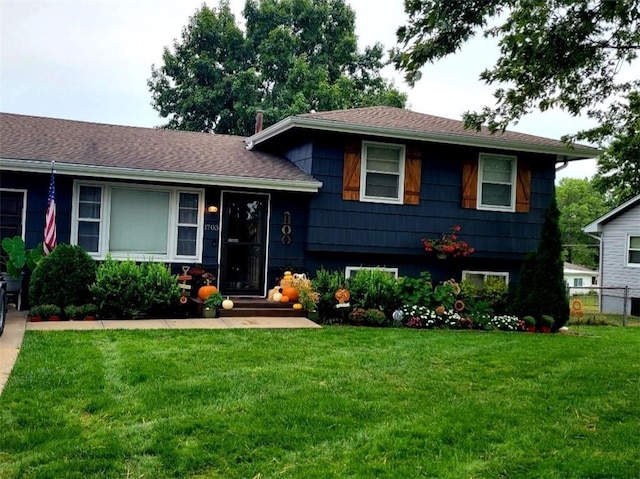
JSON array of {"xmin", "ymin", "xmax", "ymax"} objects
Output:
[{"xmin": 1, "ymin": 327, "xmax": 639, "ymax": 478}]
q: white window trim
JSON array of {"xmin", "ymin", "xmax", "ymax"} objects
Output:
[
  {"xmin": 345, "ymin": 266, "xmax": 399, "ymax": 279},
  {"xmin": 627, "ymin": 233, "xmax": 640, "ymax": 268},
  {"xmin": 462, "ymin": 270, "xmax": 510, "ymax": 285},
  {"xmin": 477, "ymin": 153, "xmax": 517, "ymax": 212},
  {"xmin": 359, "ymin": 140, "xmax": 405, "ymax": 204},
  {"xmin": 0, "ymin": 188, "xmax": 28, "ymax": 239},
  {"xmin": 71, "ymin": 180, "xmax": 204, "ymax": 262}
]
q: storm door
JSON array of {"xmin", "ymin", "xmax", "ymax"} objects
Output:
[{"xmin": 219, "ymin": 192, "xmax": 269, "ymax": 296}]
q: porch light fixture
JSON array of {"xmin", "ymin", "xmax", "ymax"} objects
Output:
[{"xmin": 207, "ymin": 205, "xmax": 219, "ymax": 214}]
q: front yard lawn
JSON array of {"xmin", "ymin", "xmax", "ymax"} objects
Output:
[{"xmin": 1, "ymin": 327, "xmax": 639, "ymax": 478}]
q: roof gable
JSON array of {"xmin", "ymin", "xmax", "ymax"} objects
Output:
[
  {"xmin": 583, "ymin": 194, "xmax": 640, "ymax": 233},
  {"xmin": 0, "ymin": 113, "xmax": 321, "ymax": 192},
  {"xmin": 246, "ymin": 106, "xmax": 599, "ymax": 159}
]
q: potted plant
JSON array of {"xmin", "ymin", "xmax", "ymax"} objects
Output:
[
  {"xmin": 523, "ymin": 315, "xmax": 536, "ymax": 333},
  {"xmin": 540, "ymin": 315, "xmax": 554, "ymax": 333},
  {"xmin": 421, "ymin": 225, "xmax": 475, "ymax": 259},
  {"xmin": 64, "ymin": 304, "xmax": 80, "ymax": 321},
  {"xmin": 40, "ymin": 304, "xmax": 61, "ymax": 321},
  {"xmin": 203, "ymin": 291, "xmax": 223, "ymax": 318},
  {"xmin": 28, "ymin": 305, "xmax": 44, "ymax": 322},
  {"xmin": 80, "ymin": 303, "xmax": 98, "ymax": 321},
  {"xmin": 1, "ymin": 235, "xmax": 44, "ymax": 281}
]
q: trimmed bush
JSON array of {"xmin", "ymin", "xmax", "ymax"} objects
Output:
[
  {"xmin": 91, "ymin": 256, "xmax": 180, "ymax": 319},
  {"xmin": 347, "ymin": 268, "xmax": 401, "ymax": 318},
  {"xmin": 28, "ymin": 244, "xmax": 97, "ymax": 309}
]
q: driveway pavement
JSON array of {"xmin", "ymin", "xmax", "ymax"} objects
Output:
[{"xmin": 0, "ymin": 309, "xmax": 320, "ymax": 395}]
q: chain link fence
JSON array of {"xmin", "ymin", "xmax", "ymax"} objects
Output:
[{"xmin": 567, "ymin": 286, "xmax": 640, "ymax": 326}]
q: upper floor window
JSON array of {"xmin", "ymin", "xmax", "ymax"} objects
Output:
[
  {"xmin": 72, "ymin": 181, "xmax": 204, "ymax": 262},
  {"xmin": 478, "ymin": 154, "xmax": 517, "ymax": 211},
  {"xmin": 628, "ymin": 235, "xmax": 640, "ymax": 266},
  {"xmin": 360, "ymin": 141, "xmax": 405, "ymax": 204}
]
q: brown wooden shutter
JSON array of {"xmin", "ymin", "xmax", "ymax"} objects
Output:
[
  {"xmin": 461, "ymin": 158, "xmax": 478, "ymax": 209},
  {"xmin": 342, "ymin": 141, "xmax": 361, "ymax": 201},
  {"xmin": 403, "ymin": 147, "xmax": 422, "ymax": 205},
  {"xmin": 515, "ymin": 160, "xmax": 531, "ymax": 213}
]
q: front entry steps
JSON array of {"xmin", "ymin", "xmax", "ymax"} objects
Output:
[{"xmin": 219, "ymin": 297, "xmax": 307, "ymax": 318}]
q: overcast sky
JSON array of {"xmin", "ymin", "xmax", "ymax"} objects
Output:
[{"xmin": 2, "ymin": 0, "xmax": 636, "ymax": 182}]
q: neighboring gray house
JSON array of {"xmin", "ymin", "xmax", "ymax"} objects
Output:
[
  {"xmin": 584, "ymin": 194, "xmax": 640, "ymax": 316},
  {"xmin": 563, "ymin": 262, "xmax": 598, "ymax": 295}
]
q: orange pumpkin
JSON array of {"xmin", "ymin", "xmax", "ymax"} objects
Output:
[
  {"xmin": 198, "ymin": 284, "xmax": 218, "ymax": 300},
  {"xmin": 335, "ymin": 288, "xmax": 350, "ymax": 304},
  {"xmin": 280, "ymin": 295, "xmax": 290, "ymax": 303},
  {"xmin": 282, "ymin": 286, "xmax": 299, "ymax": 302}
]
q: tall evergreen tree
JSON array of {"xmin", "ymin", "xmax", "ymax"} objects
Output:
[{"xmin": 514, "ymin": 194, "xmax": 569, "ymax": 330}]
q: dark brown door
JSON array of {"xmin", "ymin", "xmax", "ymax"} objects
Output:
[{"xmin": 219, "ymin": 192, "xmax": 269, "ymax": 296}]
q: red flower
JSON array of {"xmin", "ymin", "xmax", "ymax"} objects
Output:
[{"xmin": 421, "ymin": 225, "xmax": 475, "ymax": 258}]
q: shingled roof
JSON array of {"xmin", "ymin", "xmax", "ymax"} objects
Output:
[
  {"xmin": 0, "ymin": 113, "xmax": 321, "ymax": 192},
  {"xmin": 247, "ymin": 106, "xmax": 599, "ymax": 159}
]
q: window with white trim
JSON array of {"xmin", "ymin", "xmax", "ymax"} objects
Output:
[
  {"xmin": 360, "ymin": 141, "xmax": 405, "ymax": 203},
  {"xmin": 462, "ymin": 271, "xmax": 509, "ymax": 288},
  {"xmin": 478, "ymin": 154, "xmax": 517, "ymax": 211},
  {"xmin": 345, "ymin": 266, "xmax": 399, "ymax": 279},
  {"xmin": 628, "ymin": 235, "xmax": 640, "ymax": 266},
  {"xmin": 72, "ymin": 182, "xmax": 204, "ymax": 261},
  {"xmin": 573, "ymin": 278, "xmax": 583, "ymax": 287}
]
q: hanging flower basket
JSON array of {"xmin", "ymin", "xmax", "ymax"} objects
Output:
[{"xmin": 422, "ymin": 225, "xmax": 475, "ymax": 259}]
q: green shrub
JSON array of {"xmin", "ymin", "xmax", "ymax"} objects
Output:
[
  {"xmin": 91, "ymin": 256, "xmax": 142, "ymax": 318},
  {"xmin": 397, "ymin": 271, "xmax": 433, "ymax": 306},
  {"xmin": 29, "ymin": 244, "xmax": 97, "ymax": 309},
  {"xmin": 481, "ymin": 276, "xmax": 509, "ymax": 315},
  {"xmin": 311, "ymin": 269, "xmax": 347, "ymax": 324},
  {"xmin": 138, "ymin": 261, "xmax": 181, "ymax": 315},
  {"xmin": 91, "ymin": 257, "xmax": 180, "ymax": 318},
  {"xmin": 347, "ymin": 268, "xmax": 401, "ymax": 318},
  {"xmin": 363, "ymin": 308, "xmax": 388, "ymax": 326}
]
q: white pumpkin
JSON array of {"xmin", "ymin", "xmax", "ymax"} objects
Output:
[
  {"xmin": 272, "ymin": 292, "xmax": 283, "ymax": 302},
  {"xmin": 222, "ymin": 298, "xmax": 234, "ymax": 310}
]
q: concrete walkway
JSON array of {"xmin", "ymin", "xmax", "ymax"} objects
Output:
[{"xmin": 0, "ymin": 309, "xmax": 320, "ymax": 395}]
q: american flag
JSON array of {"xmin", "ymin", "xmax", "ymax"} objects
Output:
[{"xmin": 43, "ymin": 164, "xmax": 57, "ymax": 255}]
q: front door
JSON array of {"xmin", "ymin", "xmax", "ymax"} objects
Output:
[{"xmin": 219, "ymin": 192, "xmax": 269, "ymax": 296}]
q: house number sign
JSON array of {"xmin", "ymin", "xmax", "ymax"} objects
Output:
[{"xmin": 281, "ymin": 211, "xmax": 292, "ymax": 245}]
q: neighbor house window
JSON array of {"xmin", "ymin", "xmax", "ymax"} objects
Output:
[
  {"xmin": 478, "ymin": 154, "xmax": 517, "ymax": 211},
  {"xmin": 72, "ymin": 182, "xmax": 204, "ymax": 261},
  {"xmin": 462, "ymin": 271, "xmax": 509, "ymax": 288},
  {"xmin": 628, "ymin": 235, "xmax": 640, "ymax": 266},
  {"xmin": 360, "ymin": 141, "xmax": 405, "ymax": 203},
  {"xmin": 573, "ymin": 278, "xmax": 583, "ymax": 287},
  {"xmin": 345, "ymin": 266, "xmax": 399, "ymax": 279}
]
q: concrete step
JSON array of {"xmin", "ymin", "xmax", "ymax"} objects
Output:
[{"xmin": 218, "ymin": 297, "xmax": 306, "ymax": 318}]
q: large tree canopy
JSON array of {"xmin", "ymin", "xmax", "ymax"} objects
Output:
[
  {"xmin": 556, "ymin": 178, "xmax": 608, "ymax": 269},
  {"xmin": 393, "ymin": 0, "xmax": 640, "ymax": 202},
  {"xmin": 149, "ymin": 0, "xmax": 406, "ymax": 135}
]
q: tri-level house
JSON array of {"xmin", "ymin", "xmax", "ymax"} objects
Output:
[{"xmin": 1, "ymin": 107, "xmax": 597, "ymax": 297}]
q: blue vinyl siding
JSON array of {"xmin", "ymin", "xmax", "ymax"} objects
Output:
[
  {"xmin": 0, "ymin": 171, "xmax": 72, "ymax": 249},
  {"xmin": 285, "ymin": 136, "xmax": 555, "ymax": 264}
]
